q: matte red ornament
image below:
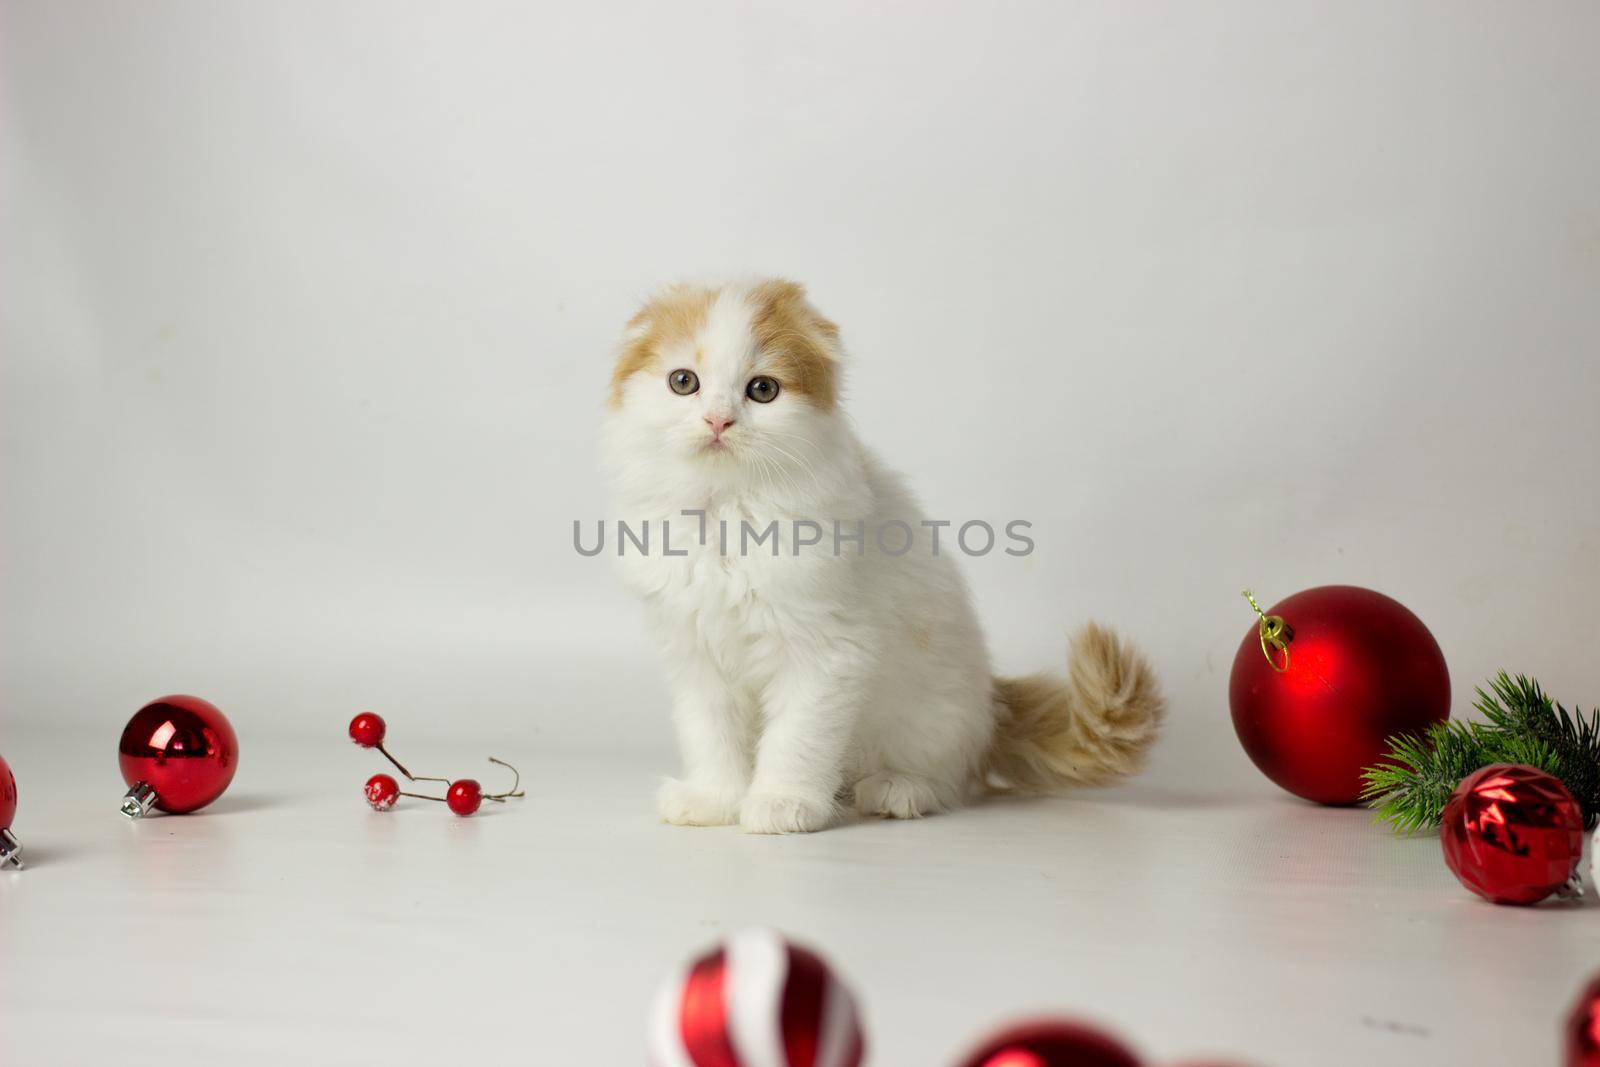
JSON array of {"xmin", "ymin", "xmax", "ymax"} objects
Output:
[
  {"xmin": 118, "ymin": 695, "xmax": 239, "ymax": 817},
  {"xmin": 648, "ymin": 927, "xmax": 866, "ymax": 1067},
  {"xmin": 348, "ymin": 712, "xmax": 387, "ymax": 748},
  {"xmin": 0, "ymin": 752, "xmax": 22, "ymax": 869},
  {"xmin": 953, "ymin": 1019, "xmax": 1141, "ymax": 1067},
  {"xmin": 1229, "ymin": 585, "xmax": 1450, "ymax": 804},
  {"xmin": 365, "ymin": 774, "xmax": 400, "ymax": 811},
  {"xmin": 1566, "ymin": 972, "xmax": 1600, "ymax": 1067},
  {"xmin": 1440, "ymin": 763, "xmax": 1584, "ymax": 905},
  {"xmin": 447, "ymin": 779, "xmax": 483, "ymax": 816}
]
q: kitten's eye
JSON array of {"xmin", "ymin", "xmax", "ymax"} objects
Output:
[
  {"xmin": 745, "ymin": 376, "xmax": 780, "ymax": 403},
  {"xmin": 668, "ymin": 369, "xmax": 700, "ymax": 395}
]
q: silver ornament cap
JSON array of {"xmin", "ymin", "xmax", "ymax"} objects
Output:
[{"xmin": 120, "ymin": 781, "xmax": 158, "ymax": 819}]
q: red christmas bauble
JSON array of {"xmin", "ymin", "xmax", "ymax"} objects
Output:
[
  {"xmin": 649, "ymin": 928, "xmax": 865, "ymax": 1067},
  {"xmin": 118, "ymin": 695, "xmax": 239, "ymax": 816},
  {"xmin": 1440, "ymin": 763, "xmax": 1583, "ymax": 905},
  {"xmin": 365, "ymin": 774, "xmax": 400, "ymax": 811},
  {"xmin": 0, "ymin": 752, "xmax": 16, "ymax": 832},
  {"xmin": 447, "ymin": 779, "xmax": 483, "ymax": 816},
  {"xmin": 1567, "ymin": 973, "xmax": 1600, "ymax": 1067},
  {"xmin": 953, "ymin": 1020, "xmax": 1141, "ymax": 1067},
  {"xmin": 1228, "ymin": 585, "xmax": 1450, "ymax": 804},
  {"xmin": 348, "ymin": 712, "xmax": 387, "ymax": 748},
  {"xmin": 0, "ymin": 752, "xmax": 21, "ymax": 870}
]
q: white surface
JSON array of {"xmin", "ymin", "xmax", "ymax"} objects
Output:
[{"xmin": 2, "ymin": 725, "xmax": 1596, "ymax": 1065}]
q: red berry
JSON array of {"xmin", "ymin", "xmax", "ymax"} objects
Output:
[
  {"xmin": 348, "ymin": 712, "xmax": 387, "ymax": 748},
  {"xmin": 364, "ymin": 774, "xmax": 400, "ymax": 811},
  {"xmin": 446, "ymin": 779, "xmax": 483, "ymax": 816}
]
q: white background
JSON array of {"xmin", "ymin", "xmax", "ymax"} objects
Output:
[{"xmin": 3, "ymin": 3, "xmax": 1599, "ymax": 1065}]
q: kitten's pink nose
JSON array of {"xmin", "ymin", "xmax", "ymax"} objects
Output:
[{"xmin": 704, "ymin": 414, "xmax": 735, "ymax": 439}]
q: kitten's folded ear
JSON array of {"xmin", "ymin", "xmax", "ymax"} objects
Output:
[
  {"xmin": 625, "ymin": 283, "xmax": 714, "ymax": 338},
  {"xmin": 750, "ymin": 278, "xmax": 844, "ymax": 409},
  {"xmin": 611, "ymin": 284, "xmax": 717, "ymax": 406},
  {"xmin": 751, "ymin": 278, "xmax": 842, "ymax": 352}
]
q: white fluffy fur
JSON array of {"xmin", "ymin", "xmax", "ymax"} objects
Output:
[{"xmin": 603, "ymin": 281, "xmax": 1161, "ymax": 833}]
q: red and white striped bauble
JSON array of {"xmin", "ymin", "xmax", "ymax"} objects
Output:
[{"xmin": 649, "ymin": 928, "xmax": 866, "ymax": 1067}]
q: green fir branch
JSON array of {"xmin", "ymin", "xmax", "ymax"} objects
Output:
[
  {"xmin": 1473, "ymin": 672, "xmax": 1600, "ymax": 819},
  {"xmin": 1361, "ymin": 672, "xmax": 1599, "ymax": 834},
  {"xmin": 1360, "ymin": 721, "xmax": 1500, "ymax": 834}
]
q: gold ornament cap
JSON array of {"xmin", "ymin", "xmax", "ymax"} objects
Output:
[{"xmin": 1242, "ymin": 589, "xmax": 1294, "ymax": 672}]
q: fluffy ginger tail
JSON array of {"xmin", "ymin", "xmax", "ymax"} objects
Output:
[{"xmin": 985, "ymin": 622, "xmax": 1166, "ymax": 791}]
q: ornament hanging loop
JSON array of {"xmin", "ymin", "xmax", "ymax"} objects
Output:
[{"xmin": 1242, "ymin": 589, "xmax": 1293, "ymax": 673}]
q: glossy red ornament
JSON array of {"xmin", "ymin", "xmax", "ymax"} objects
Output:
[
  {"xmin": 1566, "ymin": 972, "xmax": 1600, "ymax": 1067},
  {"xmin": 953, "ymin": 1020, "xmax": 1141, "ymax": 1067},
  {"xmin": 1440, "ymin": 763, "xmax": 1584, "ymax": 905},
  {"xmin": 0, "ymin": 752, "xmax": 22, "ymax": 869},
  {"xmin": 649, "ymin": 928, "xmax": 866, "ymax": 1067},
  {"xmin": 118, "ymin": 695, "xmax": 239, "ymax": 817},
  {"xmin": 365, "ymin": 774, "xmax": 400, "ymax": 811},
  {"xmin": 348, "ymin": 712, "xmax": 387, "ymax": 748},
  {"xmin": 1229, "ymin": 585, "xmax": 1450, "ymax": 804},
  {"xmin": 447, "ymin": 779, "xmax": 483, "ymax": 816}
]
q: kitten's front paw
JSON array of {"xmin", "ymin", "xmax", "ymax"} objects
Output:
[
  {"xmin": 853, "ymin": 773, "xmax": 949, "ymax": 819},
  {"xmin": 738, "ymin": 792, "xmax": 836, "ymax": 835},
  {"xmin": 657, "ymin": 778, "xmax": 742, "ymax": 826}
]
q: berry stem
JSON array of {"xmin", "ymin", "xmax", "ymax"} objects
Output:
[
  {"xmin": 483, "ymin": 757, "xmax": 526, "ymax": 801},
  {"xmin": 376, "ymin": 743, "xmax": 451, "ymax": 786}
]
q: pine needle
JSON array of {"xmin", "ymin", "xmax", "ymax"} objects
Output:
[{"xmin": 1360, "ymin": 672, "xmax": 1598, "ymax": 834}]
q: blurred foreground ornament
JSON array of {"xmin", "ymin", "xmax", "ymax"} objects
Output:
[
  {"xmin": 952, "ymin": 1019, "xmax": 1141, "ymax": 1067},
  {"xmin": 1, "ymin": 752, "xmax": 22, "ymax": 869},
  {"xmin": 118, "ymin": 695, "xmax": 239, "ymax": 817},
  {"xmin": 1440, "ymin": 763, "xmax": 1584, "ymax": 905},
  {"xmin": 1568, "ymin": 972, "xmax": 1600, "ymax": 1067},
  {"xmin": 1229, "ymin": 586, "xmax": 1450, "ymax": 804},
  {"xmin": 649, "ymin": 927, "xmax": 865, "ymax": 1067}
]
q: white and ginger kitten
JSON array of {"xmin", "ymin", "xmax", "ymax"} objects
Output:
[{"xmin": 602, "ymin": 279, "xmax": 1165, "ymax": 834}]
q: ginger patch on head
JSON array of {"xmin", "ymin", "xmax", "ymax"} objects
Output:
[
  {"xmin": 609, "ymin": 285, "xmax": 716, "ymax": 406},
  {"xmin": 609, "ymin": 279, "xmax": 842, "ymax": 410},
  {"xmin": 749, "ymin": 279, "xmax": 841, "ymax": 410}
]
